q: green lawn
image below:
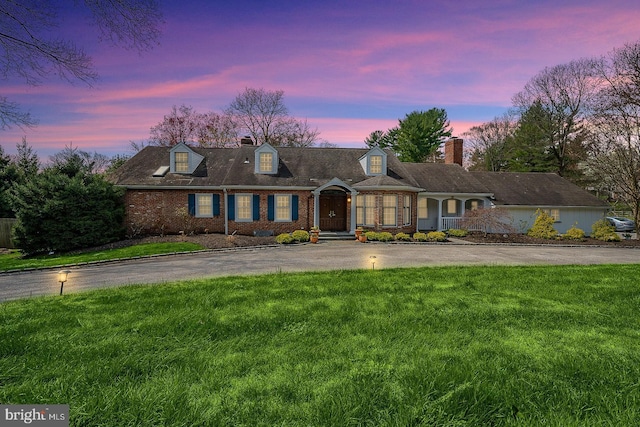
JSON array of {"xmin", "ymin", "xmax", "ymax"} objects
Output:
[
  {"xmin": 0, "ymin": 242, "xmax": 204, "ymax": 271},
  {"xmin": 1, "ymin": 264, "xmax": 639, "ymax": 426}
]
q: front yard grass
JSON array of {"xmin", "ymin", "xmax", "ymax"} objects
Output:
[
  {"xmin": 0, "ymin": 242, "xmax": 205, "ymax": 271},
  {"xmin": 1, "ymin": 264, "xmax": 639, "ymax": 425}
]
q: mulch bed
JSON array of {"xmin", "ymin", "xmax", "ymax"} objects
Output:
[
  {"xmin": 455, "ymin": 232, "xmax": 640, "ymax": 247},
  {"xmin": 19, "ymin": 231, "xmax": 640, "ymax": 256}
]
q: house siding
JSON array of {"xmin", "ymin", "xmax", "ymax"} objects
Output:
[{"xmin": 501, "ymin": 206, "xmax": 608, "ymax": 235}]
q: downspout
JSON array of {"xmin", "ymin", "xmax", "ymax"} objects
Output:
[{"xmin": 223, "ymin": 187, "xmax": 229, "ymax": 235}]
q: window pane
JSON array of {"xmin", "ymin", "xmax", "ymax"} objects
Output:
[
  {"xmin": 383, "ymin": 194, "xmax": 396, "ymax": 226},
  {"xmin": 197, "ymin": 194, "xmax": 212, "ymax": 217},
  {"xmin": 175, "ymin": 152, "xmax": 188, "ymax": 172},
  {"xmin": 403, "ymin": 195, "xmax": 411, "ymax": 225},
  {"xmin": 357, "ymin": 195, "xmax": 375, "ymax": 226},
  {"xmin": 275, "ymin": 195, "xmax": 290, "ymax": 221},
  {"xmin": 447, "ymin": 199, "xmax": 457, "ymax": 215},
  {"xmin": 370, "ymin": 155, "xmax": 382, "ymax": 174},
  {"xmin": 418, "ymin": 198, "xmax": 428, "ymax": 219},
  {"xmin": 237, "ymin": 195, "xmax": 252, "ymax": 220},
  {"xmin": 260, "ymin": 152, "xmax": 273, "ymax": 172}
]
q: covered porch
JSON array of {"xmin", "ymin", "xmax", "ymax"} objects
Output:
[{"xmin": 417, "ymin": 194, "xmax": 493, "ymax": 231}]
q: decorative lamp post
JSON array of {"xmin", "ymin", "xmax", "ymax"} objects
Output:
[{"xmin": 58, "ymin": 270, "xmax": 71, "ymax": 295}]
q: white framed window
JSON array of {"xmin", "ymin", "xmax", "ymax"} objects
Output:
[
  {"xmin": 470, "ymin": 200, "xmax": 480, "ymax": 211},
  {"xmin": 275, "ymin": 194, "xmax": 291, "ymax": 221},
  {"xmin": 236, "ymin": 194, "xmax": 252, "ymax": 221},
  {"xmin": 175, "ymin": 152, "xmax": 189, "ymax": 173},
  {"xmin": 403, "ymin": 195, "xmax": 411, "ymax": 226},
  {"xmin": 370, "ymin": 155, "xmax": 382, "ymax": 174},
  {"xmin": 418, "ymin": 198, "xmax": 428, "ymax": 219},
  {"xmin": 196, "ymin": 194, "xmax": 213, "ymax": 217},
  {"xmin": 260, "ymin": 152, "xmax": 273, "ymax": 173},
  {"xmin": 356, "ymin": 194, "xmax": 375, "ymax": 226},
  {"xmin": 383, "ymin": 194, "xmax": 397, "ymax": 226},
  {"xmin": 543, "ymin": 208, "xmax": 560, "ymax": 221},
  {"xmin": 446, "ymin": 199, "xmax": 458, "ymax": 215}
]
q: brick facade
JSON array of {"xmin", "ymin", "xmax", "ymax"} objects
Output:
[{"xmin": 124, "ymin": 188, "xmax": 418, "ymax": 236}]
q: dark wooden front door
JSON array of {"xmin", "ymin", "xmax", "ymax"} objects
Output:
[{"xmin": 319, "ymin": 192, "xmax": 347, "ymax": 231}]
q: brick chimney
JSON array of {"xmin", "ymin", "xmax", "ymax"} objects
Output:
[{"xmin": 444, "ymin": 138, "xmax": 463, "ymax": 166}]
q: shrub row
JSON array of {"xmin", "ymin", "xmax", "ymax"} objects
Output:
[
  {"xmin": 276, "ymin": 230, "xmax": 310, "ymax": 244},
  {"xmin": 362, "ymin": 231, "xmax": 448, "ymax": 242}
]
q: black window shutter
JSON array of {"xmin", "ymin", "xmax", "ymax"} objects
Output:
[
  {"xmin": 188, "ymin": 194, "xmax": 196, "ymax": 216},
  {"xmin": 253, "ymin": 195, "xmax": 260, "ymax": 221},
  {"xmin": 292, "ymin": 195, "xmax": 299, "ymax": 220},
  {"xmin": 267, "ymin": 195, "xmax": 274, "ymax": 221},
  {"xmin": 227, "ymin": 195, "xmax": 235, "ymax": 220},
  {"xmin": 213, "ymin": 194, "xmax": 220, "ymax": 216}
]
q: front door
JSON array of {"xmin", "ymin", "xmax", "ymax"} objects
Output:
[{"xmin": 319, "ymin": 192, "xmax": 347, "ymax": 231}]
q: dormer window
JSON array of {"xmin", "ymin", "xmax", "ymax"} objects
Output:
[
  {"xmin": 254, "ymin": 143, "xmax": 278, "ymax": 174},
  {"xmin": 170, "ymin": 143, "xmax": 204, "ymax": 175},
  {"xmin": 175, "ymin": 152, "xmax": 189, "ymax": 173},
  {"xmin": 359, "ymin": 147, "xmax": 387, "ymax": 176},
  {"xmin": 259, "ymin": 152, "xmax": 274, "ymax": 173},
  {"xmin": 370, "ymin": 155, "xmax": 383, "ymax": 174}
]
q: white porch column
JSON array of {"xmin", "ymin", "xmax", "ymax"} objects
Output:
[
  {"xmin": 437, "ymin": 198, "xmax": 444, "ymax": 231},
  {"xmin": 313, "ymin": 191, "xmax": 319, "ymax": 228}
]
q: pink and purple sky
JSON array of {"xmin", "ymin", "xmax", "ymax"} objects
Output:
[{"xmin": 2, "ymin": 0, "xmax": 640, "ymax": 158}]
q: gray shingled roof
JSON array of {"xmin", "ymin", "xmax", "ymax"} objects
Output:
[
  {"xmin": 109, "ymin": 145, "xmax": 609, "ymax": 209},
  {"xmin": 110, "ymin": 145, "xmax": 421, "ymax": 189},
  {"xmin": 471, "ymin": 171, "xmax": 608, "ymax": 207},
  {"xmin": 402, "ymin": 163, "xmax": 492, "ymax": 194}
]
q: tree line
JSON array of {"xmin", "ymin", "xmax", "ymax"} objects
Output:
[
  {"xmin": 463, "ymin": 40, "xmax": 640, "ymax": 229},
  {"xmin": 135, "ymin": 88, "xmax": 328, "ymax": 150}
]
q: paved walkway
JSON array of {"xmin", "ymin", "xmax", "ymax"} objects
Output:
[{"xmin": 1, "ymin": 241, "xmax": 639, "ymax": 301}]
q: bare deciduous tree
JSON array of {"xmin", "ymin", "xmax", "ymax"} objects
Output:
[
  {"xmin": 226, "ymin": 87, "xmax": 321, "ymax": 147},
  {"xmin": 0, "ymin": 0, "xmax": 163, "ymax": 129},
  {"xmin": 589, "ymin": 41, "xmax": 640, "ymax": 233},
  {"xmin": 463, "ymin": 112, "xmax": 517, "ymax": 171},
  {"xmin": 461, "ymin": 207, "xmax": 516, "ymax": 236},
  {"xmin": 149, "ymin": 105, "xmax": 239, "ymax": 147}
]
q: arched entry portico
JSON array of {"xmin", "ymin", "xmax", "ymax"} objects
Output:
[{"xmin": 313, "ymin": 178, "xmax": 358, "ymax": 234}]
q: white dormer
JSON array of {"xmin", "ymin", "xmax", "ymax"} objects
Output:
[
  {"xmin": 254, "ymin": 143, "xmax": 278, "ymax": 174},
  {"xmin": 170, "ymin": 143, "xmax": 204, "ymax": 174},
  {"xmin": 359, "ymin": 147, "xmax": 387, "ymax": 176}
]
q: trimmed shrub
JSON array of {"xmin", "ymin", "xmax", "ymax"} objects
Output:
[
  {"xmin": 365, "ymin": 231, "xmax": 379, "ymax": 241},
  {"xmin": 527, "ymin": 210, "xmax": 558, "ymax": 239},
  {"xmin": 592, "ymin": 219, "xmax": 620, "ymax": 242},
  {"xmin": 377, "ymin": 231, "xmax": 394, "ymax": 242},
  {"xmin": 395, "ymin": 232, "xmax": 412, "ymax": 241},
  {"xmin": 562, "ymin": 225, "xmax": 585, "ymax": 241},
  {"xmin": 291, "ymin": 230, "xmax": 310, "ymax": 242},
  {"xmin": 413, "ymin": 232, "xmax": 428, "ymax": 242},
  {"xmin": 447, "ymin": 228, "xmax": 468, "ymax": 237},
  {"xmin": 276, "ymin": 233, "xmax": 295, "ymax": 244},
  {"xmin": 427, "ymin": 231, "xmax": 447, "ymax": 242}
]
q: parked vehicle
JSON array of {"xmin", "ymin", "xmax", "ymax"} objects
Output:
[{"xmin": 606, "ymin": 216, "xmax": 636, "ymax": 232}]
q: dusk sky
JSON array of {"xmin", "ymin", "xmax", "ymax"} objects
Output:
[{"xmin": 2, "ymin": 0, "xmax": 640, "ymax": 159}]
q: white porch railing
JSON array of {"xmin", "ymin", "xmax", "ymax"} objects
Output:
[{"xmin": 441, "ymin": 217, "xmax": 482, "ymax": 231}]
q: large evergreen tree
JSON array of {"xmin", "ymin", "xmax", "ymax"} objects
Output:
[{"xmin": 10, "ymin": 149, "xmax": 125, "ymax": 255}]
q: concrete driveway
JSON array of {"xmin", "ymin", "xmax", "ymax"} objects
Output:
[{"xmin": 1, "ymin": 241, "xmax": 639, "ymax": 301}]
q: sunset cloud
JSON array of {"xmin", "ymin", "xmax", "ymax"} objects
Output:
[{"xmin": 2, "ymin": 0, "xmax": 640, "ymax": 159}]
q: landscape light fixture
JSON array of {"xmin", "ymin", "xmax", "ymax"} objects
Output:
[
  {"xmin": 58, "ymin": 270, "xmax": 71, "ymax": 295},
  {"xmin": 369, "ymin": 255, "xmax": 377, "ymax": 270}
]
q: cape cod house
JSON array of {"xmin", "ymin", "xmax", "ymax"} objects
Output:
[{"xmin": 109, "ymin": 138, "xmax": 609, "ymax": 236}]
